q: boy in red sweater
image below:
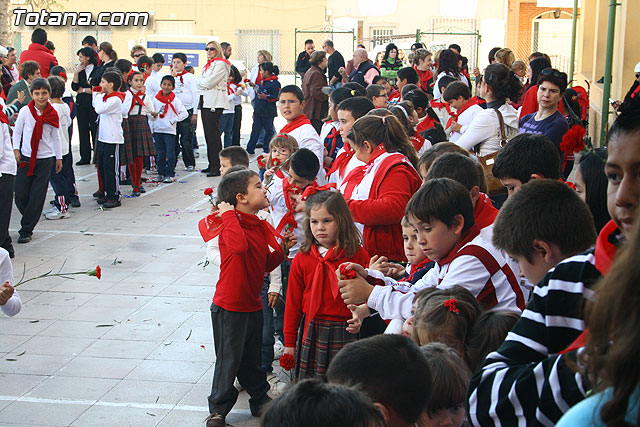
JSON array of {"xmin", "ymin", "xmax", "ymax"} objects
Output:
[{"xmin": 205, "ymin": 169, "xmax": 285, "ymax": 427}]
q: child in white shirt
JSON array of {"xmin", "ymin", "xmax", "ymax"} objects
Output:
[{"xmin": 0, "ymin": 248, "xmax": 21, "ymax": 317}]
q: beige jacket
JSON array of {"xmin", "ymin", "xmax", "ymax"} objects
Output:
[{"xmin": 196, "ymin": 60, "xmax": 230, "ymax": 110}]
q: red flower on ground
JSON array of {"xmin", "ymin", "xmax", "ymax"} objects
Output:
[
  {"xmin": 339, "ymin": 264, "xmax": 357, "ymax": 279},
  {"xmin": 95, "ymin": 266, "xmax": 101, "ymax": 280},
  {"xmin": 204, "ymin": 187, "xmax": 213, "ymax": 196},
  {"xmin": 280, "ymin": 353, "xmax": 295, "ymax": 371}
]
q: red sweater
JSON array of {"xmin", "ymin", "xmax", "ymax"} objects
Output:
[
  {"xmin": 347, "ymin": 159, "xmax": 422, "ymax": 261},
  {"xmin": 20, "ymin": 43, "xmax": 58, "ymax": 78},
  {"xmin": 284, "ymin": 245, "xmax": 370, "ymax": 347},
  {"xmin": 213, "ymin": 210, "xmax": 284, "ymax": 312}
]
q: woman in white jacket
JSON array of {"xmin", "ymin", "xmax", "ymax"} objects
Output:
[
  {"xmin": 197, "ymin": 40, "xmax": 231, "ymax": 177},
  {"xmin": 454, "ymin": 63, "xmax": 522, "ymax": 157}
]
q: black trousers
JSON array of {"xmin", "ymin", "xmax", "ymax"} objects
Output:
[
  {"xmin": 76, "ymin": 104, "xmax": 98, "ymax": 163},
  {"xmin": 0, "ymin": 173, "xmax": 15, "ymax": 253},
  {"xmin": 175, "ymin": 109, "xmax": 195, "ymax": 168},
  {"xmin": 14, "ymin": 156, "xmax": 54, "ymax": 236},
  {"xmin": 231, "ymin": 104, "xmax": 242, "ymax": 146},
  {"xmin": 201, "ymin": 108, "xmax": 223, "ymax": 172},
  {"xmin": 208, "ymin": 303, "xmax": 269, "ymax": 415},
  {"xmin": 97, "ymin": 141, "xmax": 120, "ymax": 201}
]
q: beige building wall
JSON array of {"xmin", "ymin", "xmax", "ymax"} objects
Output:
[
  {"xmin": 9, "ymin": 0, "xmax": 325, "ymax": 74},
  {"xmin": 575, "ymin": 0, "xmax": 638, "ymax": 145}
]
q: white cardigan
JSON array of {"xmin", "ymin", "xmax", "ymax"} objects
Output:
[
  {"xmin": 454, "ymin": 103, "xmax": 519, "ymax": 157},
  {"xmin": 197, "ymin": 60, "xmax": 231, "ymax": 110}
]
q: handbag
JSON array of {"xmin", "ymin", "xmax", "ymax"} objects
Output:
[{"xmin": 474, "ymin": 109, "xmax": 509, "ymax": 194}]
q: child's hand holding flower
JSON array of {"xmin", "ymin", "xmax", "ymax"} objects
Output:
[{"xmin": 0, "ymin": 281, "xmax": 15, "ymax": 306}]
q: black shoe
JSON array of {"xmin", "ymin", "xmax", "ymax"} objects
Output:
[
  {"xmin": 249, "ymin": 395, "xmax": 272, "ymax": 417},
  {"xmin": 255, "ymin": 143, "xmax": 263, "ymax": 149},
  {"xmin": 207, "ymin": 171, "xmax": 221, "ymax": 177},
  {"xmin": 103, "ymin": 199, "xmax": 121, "ymax": 208},
  {"xmin": 92, "ymin": 190, "xmax": 105, "ymax": 198},
  {"xmin": 70, "ymin": 199, "xmax": 81, "ymax": 208},
  {"xmin": 201, "ymin": 168, "xmax": 211, "ymax": 173},
  {"xmin": 96, "ymin": 197, "xmax": 107, "ymax": 204},
  {"xmin": 246, "ymin": 149, "xmax": 255, "ymax": 155},
  {"xmin": 140, "ymin": 186, "xmax": 146, "ymax": 193},
  {"xmin": 17, "ymin": 233, "xmax": 31, "ymax": 244},
  {"xmin": 76, "ymin": 160, "xmax": 90, "ymax": 166},
  {"xmin": 120, "ymin": 178, "xmax": 132, "ymax": 186}
]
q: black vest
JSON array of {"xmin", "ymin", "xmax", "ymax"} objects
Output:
[{"xmin": 348, "ymin": 61, "xmax": 379, "ymax": 87}]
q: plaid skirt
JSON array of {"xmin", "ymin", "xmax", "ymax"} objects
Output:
[
  {"xmin": 293, "ymin": 315, "xmax": 357, "ymax": 382},
  {"xmin": 123, "ymin": 115, "xmax": 156, "ymax": 164}
]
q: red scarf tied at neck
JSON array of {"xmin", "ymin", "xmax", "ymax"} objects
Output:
[
  {"xmin": 26, "ymin": 100, "xmax": 59, "ymax": 177},
  {"xmin": 202, "ymin": 57, "xmax": 231, "ymax": 73},
  {"xmin": 0, "ymin": 108, "xmax": 8, "ymax": 125},
  {"xmin": 326, "ymin": 143, "xmax": 355, "ymax": 178},
  {"xmin": 175, "ymin": 70, "xmax": 188, "ymax": 84},
  {"xmin": 280, "ymin": 114, "xmax": 311, "ymax": 134},
  {"xmin": 341, "ymin": 145, "xmax": 386, "ymax": 199},
  {"xmin": 275, "ymin": 178, "xmax": 308, "ymax": 235},
  {"xmin": 155, "ymin": 91, "xmax": 177, "ymax": 119},
  {"xmin": 102, "ymin": 91, "xmax": 126, "ymax": 102},
  {"xmin": 446, "ymin": 96, "xmax": 486, "ymax": 129},
  {"xmin": 128, "ymin": 89, "xmax": 146, "ymax": 114}
]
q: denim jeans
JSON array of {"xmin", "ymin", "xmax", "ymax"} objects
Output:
[
  {"xmin": 260, "ymin": 277, "xmax": 284, "ymax": 373},
  {"xmin": 220, "ymin": 113, "xmax": 235, "ymax": 148},
  {"xmin": 154, "ymin": 132, "xmax": 177, "ymax": 177},
  {"xmin": 247, "ymin": 115, "xmax": 275, "ymax": 154}
]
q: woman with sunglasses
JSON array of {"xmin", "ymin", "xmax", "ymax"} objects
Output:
[
  {"xmin": 129, "ymin": 45, "xmax": 146, "ymax": 71},
  {"xmin": 196, "ymin": 40, "xmax": 231, "ymax": 177}
]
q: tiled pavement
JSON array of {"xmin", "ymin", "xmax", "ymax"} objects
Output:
[{"xmin": 0, "ymin": 104, "xmax": 289, "ymax": 427}]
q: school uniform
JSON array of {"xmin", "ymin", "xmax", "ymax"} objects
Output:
[
  {"xmin": 71, "ymin": 63, "xmax": 98, "ymax": 164},
  {"xmin": 13, "ymin": 101, "xmax": 61, "ymax": 238},
  {"xmin": 52, "ymin": 90, "xmax": 79, "ymax": 206},
  {"xmin": 284, "ymin": 245, "xmax": 370, "ymax": 380},
  {"xmin": 340, "ymin": 146, "xmax": 422, "ymax": 261},
  {"xmin": 150, "ymin": 91, "xmax": 188, "ymax": 178},
  {"xmin": 409, "ymin": 132, "xmax": 432, "ymax": 156},
  {"xmin": 93, "ymin": 91, "xmax": 125, "ymax": 202},
  {"xmin": 122, "ymin": 89, "xmax": 157, "ymax": 191},
  {"xmin": 221, "ymin": 82, "xmax": 247, "ymax": 148},
  {"xmin": 280, "ymin": 114, "xmax": 325, "ymax": 183},
  {"xmin": 366, "ymin": 225, "xmax": 526, "ymax": 322},
  {"xmin": 48, "ymin": 102, "xmax": 72, "ymax": 214},
  {"xmin": 320, "ymin": 121, "xmax": 343, "ymax": 167},
  {"xmin": 246, "ymin": 76, "xmax": 280, "ymax": 154},
  {"xmin": 447, "ymin": 98, "xmax": 485, "ymax": 143},
  {"xmin": 0, "ymin": 104, "xmax": 16, "ymax": 255},
  {"xmin": 430, "ymin": 99, "xmax": 453, "ymax": 134},
  {"xmin": 206, "ymin": 210, "xmax": 284, "ymax": 417},
  {"xmin": 326, "ymin": 144, "xmax": 365, "ymax": 188},
  {"xmin": 173, "ymin": 70, "xmax": 199, "ymax": 168}
]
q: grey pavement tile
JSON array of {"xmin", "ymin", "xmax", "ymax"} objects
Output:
[
  {"xmin": 79, "ymin": 339, "xmax": 160, "ymax": 360},
  {"xmin": 13, "ymin": 335, "xmax": 96, "ymax": 357},
  {"xmin": 0, "ymin": 401, "xmax": 92, "ymax": 426},
  {"xmin": 25, "ymin": 376, "xmax": 119, "ymax": 401},
  {"xmin": 100, "ymin": 322, "xmax": 178, "ymax": 342},
  {"xmin": 0, "ymin": 319, "xmax": 56, "ymax": 336},
  {"xmin": 0, "ymin": 373, "xmax": 48, "ymax": 397},
  {"xmin": 141, "ymin": 296, "xmax": 210, "ymax": 312},
  {"xmin": 17, "ymin": 303, "xmax": 79, "ymax": 320},
  {"xmin": 27, "ymin": 291, "xmax": 100, "ymax": 307},
  {"xmin": 0, "ymin": 354, "xmax": 74, "ymax": 376},
  {"xmin": 166, "ymin": 326, "xmax": 213, "ymax": 345},
  {"xmin": 39, "ymin": 320, "xmax": 113, "ymax": 339},
  {"xmin": 125, "ymin": 359, "xmax": 211, "ymax": 383},
  {"xmin": 125, "ymin": 309, "xmax": 195, "ymax": 326},
  {"xmin": 0, "ymin": 335, "xmax": 35, "ymax": 353},
  {"xmin": 99, "ymin": 379, "xmax": 193, "ymax": 405},
  {"xmin": 56, "ymin": 356, "xmax": 141, "ymax": 379},
  {"xmin": 146, "ymin": 341, "xmax": 214, "ymax": 363},
  {"xmin": 63, "ymin": 306, "xmax": 137, "ymax": 323},
  {"xmin": 70, "ymin": 405, "xmax": 170, "ymax": 427},
  {"xmin": 102, "ymin": 282, "xmax": 168, "ymax": 297}
]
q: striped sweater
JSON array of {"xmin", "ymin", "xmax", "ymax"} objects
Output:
[{"xmin": 466, "ymin": 250, "xmax": 603, "ymax": 426}]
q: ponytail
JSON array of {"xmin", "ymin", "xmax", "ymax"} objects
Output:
[
  {"xmin": 347, "ymin": 114, "xmax": 419, "ymax": 168},
  {"xmin": 260, "ymin": 62, "xmax": 279, "ymax": 76},
  {"xmin": 484, "ymin": 63, "xmax": 523, "ymax": 103}
]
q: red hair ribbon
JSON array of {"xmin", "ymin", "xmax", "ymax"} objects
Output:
[
  {"xmin": 443, "ymin": 298, "xmax": 460, "ymax": 314},
  {"xmin": 301, "ymin": 183, "xmax": 336, "ymax": 201},
  {"xmin": 276, "ymin": 133, "xmax": 289, "ymax": 139},
  {"xmin": 59, "ymin": 71, "xmax": 67, "ymax": 80}
]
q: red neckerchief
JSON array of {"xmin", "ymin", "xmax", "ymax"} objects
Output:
[
  {"xmin": 175, "ymin": 70, "xmax": 188, "ymax": 84},
  {"xmin": 281, "ymin": 114, "xmax": 311, "ymax": 134},
  {"xmin": 26, "ymin": 100, "xmax": 59, "ymax": 177},
  {"xmin": 430, "ymin": 98, "xmax": 453, "ymax": 114},
  {"xmin": 254, "ymin": 69, "xmax": 263, "ymax": 86},
  {"xmin": 198, "ymin": 210, "xmax": 284, "ymax": 256},
  {"xmin": 326, "ymin": 143, "xmax": 355, "ymax": 178},
  {"xmin": 416, "ymin": 114, "xmax": 437, "ymax": 133},
  {"xmin": 631, "ymin": 82, "xmax": 640, "ymax": 99},
  {"xmin": 103, "ymin": 91, "xmax": 126, "ymax": 102},
  {"xmin": 341, "ymin": 145, "xmax": 387, "ymax": 199},
  {"xmin": 436, "ymin": 224, "xmax": 480, "ymax": 267},
  {"xmin": 155, "ymin": 91, "xmax": 177, "ymax": 119},
  {"xmin": 410, "ymin": 132, "xmax": 426, "ymax": 152},
  {"xmin": 202, "ymin": 57, "xmax": 231, "ymax": 73},
  {"xmin": 0, "ymin": 107, "xmax": 8, "ymax": 124},
  {"xmin": 261, "ymin": 75, "xmax": 278, "ymax": 82},
  {"xmin": 128, "ymin": 89, "xmax": 146, "ymax": 114},
  {"xmin": 389, "ymin": 89, "xmax": 401, "ymax": 102},
  {"xmin": 227, "ymin": 82, "xmax": 237, "ymax": 95},
  {"xmin": 275, "ymin": 177, "xmax": 308, "ymax": 235},
  {"xmin": 415, "ymin": 67, "xmax": 433, "ymax": 92},
  {"xmin": 447, "ymin": 96, "xmax": 485, "ymax": 129},
  {"xmin": 474, "ymin": 193, "xmax": 498, "ymax": 230},
  {"xmin": 594, "ymin": 219, "xmax": 619, "ymax": 275},
  {"xmin": 303, "ymin": 244, "xmax": 348, "ymax": 342},
  {"xmin": 561, "ymin": 220, "xmax": 620, "ymax": 355},
  {"xmin": 0, "ymin": 86, "xmax": 6, "ymax": 101},
  {"xmin": 324, "ymin": 126, "xmax": 341, "ymax": 158}
]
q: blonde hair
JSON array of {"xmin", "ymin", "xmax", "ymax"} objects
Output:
[
  {"xmin": 130, "ymin": 45, "xmax": 146, "ymax": 59},
  {"xmin": 512, "ymin": 60, "xmax": 527, "ymax": 76},
  {"xmin": 206, "ymin": 41, "xmax": 224, "ymax": 59},
  {"xmin": 258, "ymin": 50, "xmax": 273, "ymax": 63},
  {"xmin": 265, "ymin": 133, "xmax": 299, "ymax": 170},
  {"xmin": 494, "ymin": 48, "xmax": 515, "ymax": 68}
]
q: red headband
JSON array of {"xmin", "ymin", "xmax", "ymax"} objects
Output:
[
  {"xmin": 276, "ymin": 133, "xmax": 289, "ymax": 139},
  {"xmin": 443, "ymin": 298, "xmax": 459, "ymax": 314},
  {"xmin": 301, "ymin": 183, "xmax": 336, "ymax": 201}
]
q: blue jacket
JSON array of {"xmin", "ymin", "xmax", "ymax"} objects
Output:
[{"xmin": 254, "ymin": 78, "xmax": 281, "ymax": 117}]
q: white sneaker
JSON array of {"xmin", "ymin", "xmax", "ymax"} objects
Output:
[
  {"xmin": 163, "ymin": 176, "xmax": 174, "ymax": 183},
  {"xmin": 43, "ymin": 205, "xmax": 58, "ymax": 216},
  {"xmin": 194, "ymin": 149, "xmax": 200, "ymax": 158},
  {"xmin": 273, "ymin": 340, "xmax": 285, "ymax": 360},
  {"xmin": 186, "ymin": 166, "xmax": 195, "ymax": 171},
  {"xmin": 45, "ymin": 209, "xmax": 70, "ymax": 220},
  {"xmin": 267, "ymin": 373, "xmax": 287, "ymax": 396}
]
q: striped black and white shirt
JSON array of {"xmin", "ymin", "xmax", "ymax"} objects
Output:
[{"xmin": 466, "ymin": 250, "xmax": 602, "ymax": 426}]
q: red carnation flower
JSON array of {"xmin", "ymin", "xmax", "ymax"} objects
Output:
[
  {"xmin": 271, "ymin": 158, "xmax": 282, "ymax": 168},
  {"xmin": 257, "ymin": 155, "xmax": 267, "ymax": 169},
  {"xmin": 339, "ymin": 264, "xmax": 357, "ymax": 279},
  {"xmin": 87, "ymin": 266, "xmax": 101, "ymax": 280},
  {"xmin": 204, "ymin": 187, "xmax": 213, "ymax": 196},
  {"xmin": 279, "ymin": 353, "xmax": 295, "ymax": 371}
]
